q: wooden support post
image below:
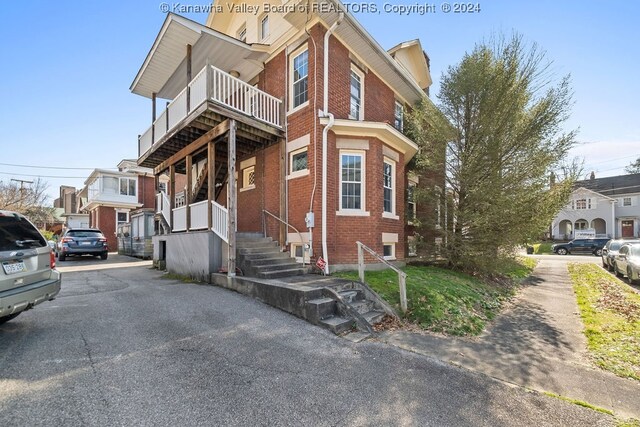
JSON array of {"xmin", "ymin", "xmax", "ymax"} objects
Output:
[
  {"xmin": 165, "ymin": 101, "xmax": 169, "ymax": 132},
  {"xmin": 399, "ymin": 273, "xmax": 407, "ymax": 314},
  {"xmin": 227, "ymin": 120, "xmax": 237, "ymax": 277},
  {"xmin": 151, "ymin": 92, "xmax": 157, "ymax": 144},
  {"xmin": 357, "ymin": 243, "xmax": 365, "ymax": 284},
  {"xmin": 169, "ymin": 165, "xmax": 175, "ymax": 231},
  {"xmin": 279, "ymin": 137, "xmax": 286, "ymax": 249},
  {"xmin": 186, "ymin": 44, "xmax": 192, "ymax": 112},
  {"xmin": 207, "ymin": 141, "xmax": 215, "ymax": 230},
  {"xmin": 186, "ymin": 155, "xmax": 192, "ymax": 231}
]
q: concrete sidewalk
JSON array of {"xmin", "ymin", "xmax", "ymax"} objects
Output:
[{"xmin": 379, "ymin": 258, "xmax": 640, "ymax": 419}]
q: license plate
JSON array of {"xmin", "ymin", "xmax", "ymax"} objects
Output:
[
  {"xmin": 2, "ymin": 261, "xmax": 26, "ymax": 275},
  {"xmin": 80, "ymin": 241, "xmax": 92, "ymax": 246}
]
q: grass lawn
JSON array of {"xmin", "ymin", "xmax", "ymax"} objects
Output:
[
  {"xmin": 334, "ymin": 257, "xmax": 536, "ymax": 336},
  {"xmin": 568, "ymin": 263, "xmax": 640, "ymax": 381},
  {"xmin": 532, "ymin": 242, "xmax": 553, "ymax": 254}
]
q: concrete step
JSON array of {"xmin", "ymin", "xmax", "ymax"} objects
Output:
[
  {"xmin": 349, "ymin": 299, "xmax": 375, "ymax": 315},
  {"xmin": 254, "ymin": 262, "xmax": 302, "ymax": 273},
  {"xmin": 255, "ymin": 268, "xmax": 306, "ymax": 280},
  {"xmin": 338, "ymin": 289, "xmax": 363, "ymax": 303},
  {"xmin": 238, "ymin": 246, "xmax": 283, "ymax": 255},
  {"xmin": 342, "ymin": 331, "xmax": 372, "ymax": 343},
  {"xmin": 306, "ymin": 297, "xmax": 337, "ymax": 322},
  {"xmin": 245, "ymin": 256, "xmax": 296, "ymax": 267},
  {"xmin": 236, "ymin": 232, "xmax": 264, "ymax": 240},
  {"xmin": 362, "ymin": 310, "xmax": 385, "ymax": 325},
  {"xmin": 319, "ymin": 315, "xmax": 354, "ymax": 334},
  {"xmin": 236, "ymin": 239, "xmax": 278, "ymax": 249}
]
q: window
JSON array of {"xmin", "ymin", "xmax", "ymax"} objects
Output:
[
  {"xmin": 623, "ymin": 197, "xmax": 632, "ymax": 206},
  {"xmin": 575, "ymin": 220, "xmax": 588, "ymax": 230},
  {"xmin": 340, "ymin": 152, "xmax": 364, "ymax": 211},
  {"xmin": 237, "ymin": 24, "xmax": 246, "ymax": 42},
  {"xmin": 394, "ymin": 101, "xmax": 404, "ymax": 131},
  {"xmin": 435, "ymin": 185, "xmax": 442, "ymax": 229},
  {"xmin": 289, "ymin": 147, "xmax": 308, "ymax": 179},
  {"xmin": 407, "ymin": 182, "xmax": 416, "ymax": 222},
  {"xmin": 119, "ymin": 178, "xmax": 136, "ymax": 196},
  {"xmin": 383, "ymin": 159, "xmax": 395, "ymax": 215},
  {"xmin": 103, "ymin": 176, "xmax": 118, "ymax": 194},
  {"xmin": 383, "ymin": 243, "xmax": 395, "ymax": 260},
  {"xmin": 349, "ymin": 66, "xmax": 364, "ymax": 120},
  {"xmin": 242, "ymin": 166, "xmax": 255, "ymax": 191},
  {"xmin": 290, "ymin": 243, "xmax": 310, "ymax": 263},
  {"xmin": 116, "ymin": 211, "xmax": 129, "ymax": 226},
  {"xmin": 291, "ymin": 48, "xmax": 309, "ymax": 110},
  {"xmin": 260, "ymin": 15, "xmax": 269, "ymax": 40},
  {"xmin": 574, "ymin": 198, "xmax": 590, "ymax": 210}
]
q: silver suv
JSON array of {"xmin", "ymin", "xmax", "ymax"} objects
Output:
[{"xmin": 0, "ymin": 210, "xmax": 61, "ymax": 324}]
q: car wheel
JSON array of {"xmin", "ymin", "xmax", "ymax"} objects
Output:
[
  {"xmin": 59, "ymin": 253, "xmax": 66, "ymax": 261},
  {"xmin": 614, "ymin": 263, "xmax": 623, "ymax": 278},
  {"xmin": 557, "ymin": 248, "xmax": 568, "ymax": 255},
  {"xmin": 0, "ymin": 312, "xmax": 20, "ymax": 325},
  {"xmin": 100, "ymin": 253, "xmax": 108, "ymax": 260},
  {"xmin": 595, "ymin": 249, "xmax": 603, "ymax": 257},
  {"xmin": 628, "ymin": 267, "xmax": 639, "ymax": 285}
]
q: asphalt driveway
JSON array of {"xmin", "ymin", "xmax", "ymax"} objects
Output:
[{"xmin": 0, "ymin": 255, "xmax": 615, "ymax": 426}]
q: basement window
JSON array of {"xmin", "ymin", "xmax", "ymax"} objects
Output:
[
  {"xmin": 241, "ymin": 166, "xmax": 255, "ymax": 191},
  {"xmin": 288, "ymin": 147, "xmax": 309, "ymax": 179},
  {"xmin": 383, "ymin": 243, "xmax": 395, "ymax": 260}
]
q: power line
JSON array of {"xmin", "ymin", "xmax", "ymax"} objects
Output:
[
  {"xmin": 0, "ymin": 162, "xmax": 117, "ymax": 170},
  {"xmin": 0, "ymin": 171, "xmax": 87, "ymax": 179}
]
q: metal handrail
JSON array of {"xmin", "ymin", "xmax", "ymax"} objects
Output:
[
  {"xmin": 356, "ymin": 241, "xmax": 408, "ymax": 313},
  {"xmin": 262, "ymin": 209, "xmax": 306, "ymax": 267}
]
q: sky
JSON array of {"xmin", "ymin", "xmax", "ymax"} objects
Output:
[{"xmin": 0, "ymin": 0, "xmax": 638, "ymax": 203}]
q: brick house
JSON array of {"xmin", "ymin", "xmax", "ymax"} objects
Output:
[
  {"xmin": 131, "ymin": 1, "xmax": 435, "ymax": 278},
  {"xmin": 83, "ymin": 160, "xmax": 156, "ymax": 251}
]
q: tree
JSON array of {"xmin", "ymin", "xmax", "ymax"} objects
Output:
[
  {"xmin": 0, "ymin": 178, "xmax": 56, "ymax": 224},
  {"xmin": 625, "ymin": 157, "xmax": 640, "ymax": 174},
  {"xmin": 407, "ymin": 34, "xmax": 578, "ymax": 272}
]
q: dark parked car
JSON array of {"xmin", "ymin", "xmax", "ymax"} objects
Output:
[
  {"xmin": 57, "ymin": 228, "xmax": 108, "ymax": 261},
  {"xmin": 602, "ymin": 238, "xmax": 640, "ymax": 270},
  {"xmin": 551, "ymin": 238, "xmax": 610, "ymax": 256},
  {"xmin": 612, "ymin": 242, "xmax": 640, "ymax": 285},
  {"xmin": 0, "ymin": 210, "xmax": 61, "ymax": 324}
]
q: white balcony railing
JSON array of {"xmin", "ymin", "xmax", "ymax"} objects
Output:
[
  {"xmin": 172, "ymin": 206, "xmax": 187, "ymax": 232},
  {"xmin": 139, "ymin": 65, "xmax": 282, "ymax": 158},
  {"xmin": 156, "ymin": 192, "xmax": 171, "ymax": 227},
  {"xmin": 211, "ymin": 201, "xmax": 228, "ymax": 243},
  {"xmin": 189, "ymin": 200, "xmax": 209, "ymax": 230}
]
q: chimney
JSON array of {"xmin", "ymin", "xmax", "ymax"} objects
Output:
[{"xmin": 590, "ymin": 171, "xmax": 595, "ymax": 180}]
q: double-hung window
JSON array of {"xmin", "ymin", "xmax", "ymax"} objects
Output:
[
  {"xmin": 383, "ymin": 159, "xmax": 395, "ymax": 216},
  {"xmin": 119, "ymin": 178, "xmax": 136, "ymax": 197},
  {"xmin": 349, "ymin": 66, "xmax": 364, "ymax": 120},
  {"xmin": 394, "ymin": 101, "xmax": 404, "ymax": 131},
  {"xmin": 291, "ymin": 48, "xmax": 309, "ymax": 110},
  {"xmin": 260, "ymin": 15, "xmax": 269, "ymax": 40},
  {"xmin": 340, "ymin": 152, "xmax": 364, "ymax": 211}
]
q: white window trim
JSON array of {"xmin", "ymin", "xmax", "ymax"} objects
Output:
[
  {"xmin": 241, "ymin": 165, "xmax": 256, "ymax": 192},
  {"xmin": 382, "ymin": 243, "xmax": 396, "ymax": 261},
  {"xmin": 260, "ymin": 14, "xmax": 269, "ymax": 41},
  {"xmin": 287, "ymin": 147, "xmax": 310, "ymax": 180},
  {"xmin": 338, "ymin": 150, "xmax": 369, "ymax": 216},
  {"xmin": 288, "ymin": 44, "xmax": 309, "ymax": 114},
  {"xmin": 290, "ymin": 243, "xmax": 311, "ymax": 263},
  {"xmin": 119, "ymin": 177, "xmax": 137, "ymax": 197},
  {"xmin": 349, "ymin": 64, "xmax": 365, "ymax": 121},
  {"xmin": 623, "ymin": 197, "xmax": 632, "ymax": 207},
  {"xmin": 382, "ymin": 157, "xmax": 398, "ymax": 219},
  {"xmin": 237, "ymin": 24, "xmax": 246, "ymax": 42},
  {"xmin": 394, "ymin": 100, "xmax": 404, "ymax": 132}
]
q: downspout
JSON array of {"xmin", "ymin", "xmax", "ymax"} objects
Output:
[{"xmin": 320, "ymin": 12, "xmax": 344, "ymax": 274}]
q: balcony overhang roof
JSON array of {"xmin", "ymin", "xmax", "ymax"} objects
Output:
[{"xmin": 130, "ymin": 13, "xmax": 269, "ymax": 99}]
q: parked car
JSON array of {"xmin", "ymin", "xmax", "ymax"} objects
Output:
[
  {"xmin": 551, "ymin": 238, "xmax": 610, "ymax": 256},
  {"xmin": 602, "ymin": 238, "xmax": 640, "ymax": 271},
  {"xmin": 57, "ymin": 228, "xmax": 109, "ymax": 261},
  {"xmin": 612, "ymin": 242, "xmax": 640, "ymax": 285},
  {"xmin": 0, "ymin": 210, "xmax": 62, "ymax": 324}
]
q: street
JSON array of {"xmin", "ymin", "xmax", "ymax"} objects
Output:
[{"xmin": 1, "ymin": 255, "xmax": 614, "ymax": 426}]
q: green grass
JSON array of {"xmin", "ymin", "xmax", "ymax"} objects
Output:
[
  {"xmin": 532, "ymin": 242, "xmax": 553, "ymax": 254},
  {"xmin": 543, "ymin": 391, "xmax": 614, "ymax": 415},
  {"xmin": 498, "ymin": 256, "xmax": 537, "ymax": 279},
  {"xmin": 334, "ymin": 258, "xmax": 535, "ymax": 336},
  {"xmin": 568, "ymin": 263, "xmax": 640, "ymax": 381}
]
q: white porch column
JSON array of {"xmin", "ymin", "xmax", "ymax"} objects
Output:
[{"xmin": 611, "ymin": 201, "xmax": 616, "ymax": 238}]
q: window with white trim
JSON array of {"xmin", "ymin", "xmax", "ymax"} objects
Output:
[
  {"xmin": 623, "ymin": 197, "xmax": 632, "ymax": 206},
  {"xmin": 573, "ymin": 198, "xmax": 590, "ymax": 210},
  {"xmin": 383, "ymin": 243, "xmax": 395, "ymax": 260},
  {"xmin": 116, "ymin": 211, "xmax": 129, "ymax": 226},
  {"xmin": 237, "ymin": 24, "xmax": 246, "ymax": 42},
  {"xmin": 349, "ymin": 65, "xmax": 364, "ymax": 120},
  {"xmin": 383, "ymin": 159, "xmax": 395, "ymax": 215},
  {"xmin": 407, "ymin": 180, "xmax": 417, "ymax": 223},
  {"xmin": 575, "ymin": 219, "xmax": 588, "ymax": 230},
  {"xmin": 242, "ymin": 166, "xmax": 255, "ymax": 191},
  {"xmin": 394, "ymin": 101, "xmax": 404, "ymax": 131},
  {"xmin": 119, "ymin": 178, "xmax": 136, "ymax": 196},
  {"xmin": 435, "ymin": 185, "xmax": 442, "ymax": 229},
  {"xmin": 260, "ymin": 15, "xmax": 269, "ymax": 40},
  {"xmin": 340, "ymin": 152, "xmax": 364, "ymax": 211},
  {"xmin": 289, "ymin": 147, "xmax": 308, "ymax": 178},
  {"xmin": 290, "ymin": 243, "xmax": 310, "ymax": 263},
  {"xmin": 291, "ymin": 47, "xmax": 309, "ymax": 110}
]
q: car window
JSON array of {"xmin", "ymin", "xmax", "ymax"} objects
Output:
[
  {"xmin": 620, "ymin": 246, "xmax": 628, "ymax": 255},
  {"xmin": 0, "ymin": 214, "xmax": 47, "ymax": 251},
  {"xmin": 66, "ymin": 230, "xmax": 104, "ymax": 238},
  {"xmin": 610, "ymin": 242, "xmax": 622, "ymax": 251},
  {"xmin": 631, "ymin": 246, "xmax": 640, "ymax": 257}
]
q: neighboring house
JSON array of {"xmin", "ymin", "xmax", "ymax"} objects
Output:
[
  {"xmin": 551, "ymin": 173, "xmax": 640, "ymax": 240},
  {"xmin": 53, "ymin": 185, "xmax": 90, "ymax": 231},
  {"xmin": 83, "ymin": 159, "xmax": 156, "ymax": 251},
  {"xmin": 131, "ymin": 1, "xmax": 437, "ymax": 278}
]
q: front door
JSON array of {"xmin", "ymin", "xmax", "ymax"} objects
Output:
[{"xmin": 622, "ymin": 220, "xmax": 634, "ymax": 238}]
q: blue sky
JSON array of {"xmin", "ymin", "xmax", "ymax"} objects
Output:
[{"xmin": 0, "ymin": 0, "xmax": 638, "ymax": 202}]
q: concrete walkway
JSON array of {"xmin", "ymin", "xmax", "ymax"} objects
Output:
[{"xmin": 379, "ymin": 258, "xmax": 640, "ymax": 419}]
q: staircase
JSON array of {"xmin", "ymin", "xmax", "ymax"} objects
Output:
[
  {"xmin": 236, "ymin": 233, "xmax": 306, "ymax": 279},
  {"xmin": 305, "ymin": 282, "xmax": 386, "ymax": 334}
]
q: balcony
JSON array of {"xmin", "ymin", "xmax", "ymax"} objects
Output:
[{"xmin": 138, "ymin": 65, "xmax": 283, "ymax": 166}]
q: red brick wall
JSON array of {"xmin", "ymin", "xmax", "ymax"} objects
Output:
[
  {"xmin": 138, "ymin": 175, "xmax": 156, "ymax": 208},
  {"xmin": 91, "ymin": 205, "xmax": 117, "ymax": 252}
]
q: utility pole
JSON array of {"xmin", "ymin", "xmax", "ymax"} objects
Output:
[{"xmin": 10, "ymin": 178, "xmax": 33, "ymax": 205}]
